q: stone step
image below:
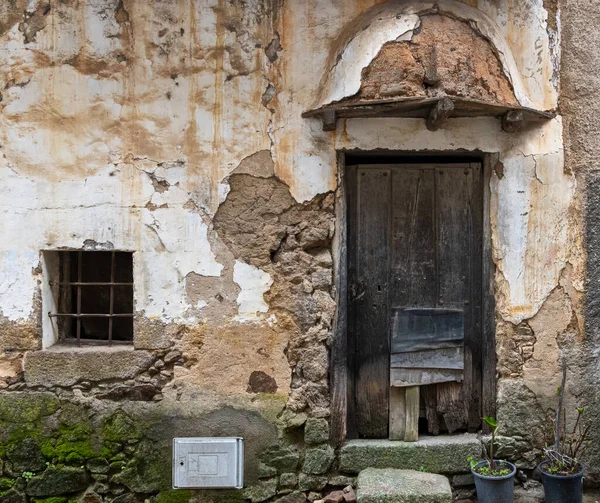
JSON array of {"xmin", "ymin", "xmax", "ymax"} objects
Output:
[
  {"xmin": 356, "ymin": 468, "xmax": 452, "ymax": 503},
  {"xmin": 340, "ymin": 434, "xmax": 482, "ymax": 475}
]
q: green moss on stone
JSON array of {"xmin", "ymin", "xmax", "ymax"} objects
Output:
[
  {"xmin": 52, "ymin": 424, "xmax": 96, "ymax": 464},
  {"xmin": 111, "ymin": 440, "xmax": 170, "ymax": 493},
  {"xmin": 0, "ymin": 397, "xmax": 101, "ymax": 469},
  {"xmin": 4, "ymin": 422, "xmax": 42, "ymax": 447},
  {"xmin": 26, "ymin": 465, "xmax": 89, "ymax": 497},
  {"xmin": 0, "ymin": 477, "xmax": 15, "ymax": 490},
  {"xmin": 0, "ymin": 393, "xmax": 60, "ymax": 423},
  {"xmin": 2, "ymin": 490, "xmax": 29, "ymax": 503},
  {"xmin": 2, "ymin": 424, "xmax": 47, "ymax": 472},
  {"xmin": 244, "ymin": 479, "xmax": 278, "ymax": 502},
  {"xmin": 196, "ymin": 489, "xmax": 248, "ymax": 503},
  {"xmin": 302, "ymin": 445, "xmax": 335, "ymax": 474},
  {"xmin": 102, "ymin": 410, "xmax": 141, "ymax": 444},
  {"xmin": 156, "ymin": 489, "xmax": 193, "ymax": 503},
  {"xmin": 260, "ymin": 445, "xmax": 300, "ymax": 473},
  {"xmin": 36, "ymin": 422, "xmax": 100, "ymax": 467},
  {"xmin": 304, "ymin": 417, "xmax": 330, "ymax": 445},
  {"xmin": 0, "ymin": 395, "xmax": 73, "ymax": 473},
  {"xmin": 251, "ymin": 393, "xmax": 287, "ymax": 423},
  {"xmin": 86, "ymin": 457, "xmax": 109, "ymax": 474},
  {"xmin": 57, "ymin": 402, "xmax": 91, "ymax": 429}
]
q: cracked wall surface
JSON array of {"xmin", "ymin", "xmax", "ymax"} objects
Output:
[
  {"xmin": 560, "ymin": 0, "xmax": 600, "ymax": 484},
  {"xmin": 0, "ymin": 0, "xmax": 594, "ymax": 500},
  {"xmin": 344, "ymin": 14, "xmax": 519, "ymax": 106}
]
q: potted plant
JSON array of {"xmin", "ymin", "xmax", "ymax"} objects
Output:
[
  {"xmin": 470, "ymin": 416, "xmax": 516, "ymax": 503},
  {"xmin": 539, "ymin": 360, "xmax": 589, "ymax": 503}
]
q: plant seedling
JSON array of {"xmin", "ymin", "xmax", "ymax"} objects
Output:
[
  {"xmin": 542, "ymin": 359, "xmax": 590, "ymax": 476},
  {"xmin": 469, "ymin": 416, "xmax": 511, "ymax": 477}
]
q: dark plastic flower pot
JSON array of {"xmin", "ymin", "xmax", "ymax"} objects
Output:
[
  {"xmin": 539, "ymin": 460, "xmax": 584, "ymax": 503},
  {"xmin": 471, "ymin": 460, "xmax": 516, "ymax": 503}
]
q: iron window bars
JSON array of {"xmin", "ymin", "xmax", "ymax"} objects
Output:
[{"xmin": 48, "ymin": 251, "xmax": 134, "ymax": 346}]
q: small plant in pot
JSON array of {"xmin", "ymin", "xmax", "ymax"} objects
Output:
[
  {"xmin": 470, "ymin": 416, "xmax": 516, "ymax": 503},
  {"xmin": 539, "ymin": 360, "xmax": 590, "ymax": 503}
]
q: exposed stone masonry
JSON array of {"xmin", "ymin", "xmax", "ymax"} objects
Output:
[
  {"xmin": 497, "ymin": 321, "xmax": 536, "ymax": 379},
  {"xmin": 214, "ymin": 173, "xmax": 336, "ymax": 418}
]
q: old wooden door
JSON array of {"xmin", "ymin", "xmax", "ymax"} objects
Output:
[{"xmin": 347, "ymin": 163, "xmax": 483, "ymax": 438}]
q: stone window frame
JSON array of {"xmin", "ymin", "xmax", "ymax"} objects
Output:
[
  {"xmin": 26, "ymin": 249, "xmax": 162, "ymax": 389},
  {"xmin": 41, "ymin": 249, "xmax": 135, "ymax": 349}
]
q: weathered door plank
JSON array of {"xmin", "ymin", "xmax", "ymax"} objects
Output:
[
  {"xmin": 390, "ymin": 168, "xmax": 437, "ymax": 308},
  {"xmin": 345, "ymin": 165, "xmax": 358, "ymax": 439},
  {"xmin": 351, "ymin": 167, "xmax": 391, "ymax": 438},
  {"xmin": 436, "ymin": 165, "xmax": 481, "ymax": 431}
]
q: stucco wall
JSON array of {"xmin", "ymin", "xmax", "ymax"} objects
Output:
[
  {"xmin": 560, "ymin": 0, "xmax": 600, "ymax": 486},
  {"xmin": 0, "ymin": 0, "xmax": 593, "ymax": 500}
]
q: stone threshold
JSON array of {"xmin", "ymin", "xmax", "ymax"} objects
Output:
[
  {"xmin": 356, "ymin": 468, "xmax": 453, "ymax": 503},
  {"xmin": 339, "ymin": 434, "xmax": 483, "ymax": 475}
]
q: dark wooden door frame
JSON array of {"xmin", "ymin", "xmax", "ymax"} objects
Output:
[{"xmin": 330, "ymin": 152, "xmax": 497, "ymax": 445}]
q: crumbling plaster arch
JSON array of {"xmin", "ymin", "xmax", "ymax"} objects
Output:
[{"xmin": 313, "ymin": 0, "xmax": 542, "ymax": 111}]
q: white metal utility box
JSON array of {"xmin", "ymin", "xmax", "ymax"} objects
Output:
[{"xmin": 172, "ymin": 437, "xmax": 244, "ymax": 489}]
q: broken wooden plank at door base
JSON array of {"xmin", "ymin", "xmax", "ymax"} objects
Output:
[
  {"xmin": 391, "ymin": 307, "xmax": 464, "ymax": 353},
  {"xmin": 389, "ymin": 385, "xmax": 420, "ymax": 442},
  {"xmin": 404, "ymin": 386, "xmax": 420, "ymax": 442},
  {"xmin": 389, "ymin": 387, "xmax": 407, "ymax": 440}
]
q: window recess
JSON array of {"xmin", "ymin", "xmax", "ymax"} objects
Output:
[{"xmin": 48, "ymin": 251, "xmax": 134, "ymax": 346}]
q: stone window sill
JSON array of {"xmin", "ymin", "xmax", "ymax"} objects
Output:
[
  {"xmin": 24, "ymin": 344, "xmax": 154, "ymax": 387},
  {"xmin": 43, "ymin": 341, "xmax": 135, "ymax": 353}
]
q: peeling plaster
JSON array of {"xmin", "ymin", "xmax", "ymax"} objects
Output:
[
  {"xmin": 314, "ymin": 1, "xmax": 544, "ymax": 111},
  {"xmin": 233, "ymin": 260, "xmax": 273, "ymax": 320},
  {"xmin": 136, "ymin": 209, "xmax": 223, "ymax": 321},
  {"xmin": 317, "ymin": 13, "xmax": 420, "ymax": 106},
  {"xmin": 0, "ymin": 250, "xmax": 39, "ymax": 321},
  {"xmin": 491, "ymin": 151, "xmax": 574, "ymax": 323},
  {"xmin": 271, "ymin": 0, "xmax": 560, "ymax": 202}
]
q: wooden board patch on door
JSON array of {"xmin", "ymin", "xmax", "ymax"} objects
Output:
[{"xmin": 391, "ymin": 308, "xmax": 464, "ymax": 387}]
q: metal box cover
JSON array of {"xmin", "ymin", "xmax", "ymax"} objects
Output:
[{"xmin": 173, "ymin": 437, "xmax": 244, "ymax": 489}]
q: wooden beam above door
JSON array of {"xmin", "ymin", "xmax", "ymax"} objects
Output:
[{"xmin": 303, "ymin": 96, "xmax": 554, "ymax": 132}]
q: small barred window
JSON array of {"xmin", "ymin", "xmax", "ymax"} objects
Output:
[{"xmin": 48, "ymin": 251, "xmax": 134, "ymax": 345}]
